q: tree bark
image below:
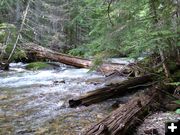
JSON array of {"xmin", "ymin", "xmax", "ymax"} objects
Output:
[
  {"xmin": 84, "ymin": 86, "xmax": 163, "ymax": 135},
  {"xmin": 23, "ymin": 43, "xmax": 131, "ymax": 74},
  {"xmin": 69, "ymin": 74, "xmax": 154, "ymax": 107}
]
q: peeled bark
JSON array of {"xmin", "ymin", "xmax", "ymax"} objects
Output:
[
  {"xmin": 84, "ymin": 86, "xmax": 161, "ymax": 135},
  {"xmin": 22, "ymin": 43, "xmax": 131, "ymax": 74},
  {"xmin": 69, "ymin": 74, "xmax": 153, "ymax": 107}
]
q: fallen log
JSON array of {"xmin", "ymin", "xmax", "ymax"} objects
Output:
[
  {"xmin": 84, "ymin": 85, "xmax": 170, "ymax": 135},
  {"xmin": 69, "ymin": 74, "xmax": 154, "ymax": 107},
  {"xmin": 22, "ymin": 43, "xmax": 131, "ymax": 73}
]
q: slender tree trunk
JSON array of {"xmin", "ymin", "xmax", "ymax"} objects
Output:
[
  {"xmin": 7, "ymin": 0, "xmax": 30, "ymax": 62},
  {"xmin": 159, "ymin": 48, "xmax": 170, "ymax": 77},
  {"xmin": 149, "ymin": 0, "xmax": 170, "ymax": 77}
]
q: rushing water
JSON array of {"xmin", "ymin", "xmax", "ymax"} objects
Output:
[{"xmin": 0, "ymin": 62, "xmax": 128, "ymax": 135}]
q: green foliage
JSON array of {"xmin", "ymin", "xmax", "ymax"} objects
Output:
[
  {"xmin": 68, "ymin": 0, "xmax": 178, "ymax": 60},
  {"xmin": 0, "ymin": 0, "xmax": 21, "ymax": 20},
  {"xmin": 26, "ymin": 62, "xmax": 51, "ymax": 70},
  {"xmin": 0, "ymin": 0, "xmax": 15, "ymax": 11},
  {"xmin": 69, "ymin": 46, "xmax": 88, "ymax": 57},
  {"xmin": 0, "ymin": 23, "xmax": 16, "ymax": 42},
  {"xmin": 67, "ymin": 0, "xmax": 108, "ymax": 57},
  {"xmin": 0, "ymin": 0, "xmax": 179, "ymax": 66},
  {"xmin": 0, "ymin": 23, "xmax": 27, "ymax": 61},
  {"xmin": 0, "ymin": 23, "xmax": 16, "ymax": 58},
  {"xmin": 5, "ymin": 45, "xmax": 26, "ymax": 61}
]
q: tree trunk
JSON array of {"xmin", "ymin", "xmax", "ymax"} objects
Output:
[
  {"xmin": 23, "ymin": 43, "xmax": 131, "ymax": 74},
  {"xmin": 69, "ymin": 74, "xmax": 154, "ymax": 107},
  {"xmin": 84, "ymin": 85, "xmax": 167, "ymax": 135}
]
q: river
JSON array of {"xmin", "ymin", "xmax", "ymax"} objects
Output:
[{"xmin": 0, "ymin": 62, "xmax": 129, "ymax": 135}]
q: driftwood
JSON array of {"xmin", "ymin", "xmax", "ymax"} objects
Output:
[
  {"xmin": 22, "ymin": 43, "xmax": 131, "ymax": 74},
  {"xmin": 84, "ymin": 86, "xmax": 163, "ymax": 135},
  {"xmin": 69, "ymin": 74, "xmax": 154, "ymax": 107}
]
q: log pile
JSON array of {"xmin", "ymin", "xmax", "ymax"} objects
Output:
[{"xmin": 84, "ymin": 85, "xmax": 177, "ymax": 135}]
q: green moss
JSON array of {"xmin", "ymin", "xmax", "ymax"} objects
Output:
[
  {"xmin": 176, "ymin": 109, "xmax": 180, "ymax": 114},
  {"xmin": 14, "ymin": 49, "xmax": 27, "ymax": 60},
  {"xmin": 26, "ymin": 62, "xmax": 51, "ymax": 70}
]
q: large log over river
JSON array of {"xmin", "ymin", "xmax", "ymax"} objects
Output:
[{"xmin": 22, "ymin": 43, "xmax": 131, "ymax": 74}]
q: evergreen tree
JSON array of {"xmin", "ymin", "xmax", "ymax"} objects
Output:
[{"xmin": 68, "ymin": 0, "xmax": 179, "ymax": 60}]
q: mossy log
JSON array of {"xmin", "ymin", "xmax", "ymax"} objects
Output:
[
  {"xmin": 22, "ymin": 43, "xmax": 131, "ymax": 74},
  {"xmin": 25, "ymin": 62, "xmax": 51, "ymax": 70},
  {"xmin": 69, "ymin": 74, "xmax": 154, "ymax": 107},
  {"xmin": 84, "ymin": 86, "xmax": 164, "ymax": 135}
]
